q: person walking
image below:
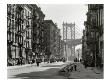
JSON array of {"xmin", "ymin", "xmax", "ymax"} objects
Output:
[
  {"xmin": 36, "ymin": 58, "xmax": 40, "ymax": 66},
  {"xmin": 74, "ymin": 63, "xmax": 77, "ymax": 71}
]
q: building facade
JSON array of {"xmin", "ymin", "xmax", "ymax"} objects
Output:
[
  {"xmin": 43, "ymin": 20, "xmax": 62, "ymax": 60},
  {"xmin": 82, "ymin": 4, "xmax": 104, "ymax": 67},
  {"xmin": 7, "ymin": 4, "xmax": 33, "ymax": 65},
  {"xmin": 7, "ymin": 4, "xmax": 62, "ymax": 65},
  {"xmin": 31, "ymin": 4, "xmax": 45, "ymax": 60},
  {"xmin": 7, "ymin": 4, "xmax": 45, "ymax": 65}
]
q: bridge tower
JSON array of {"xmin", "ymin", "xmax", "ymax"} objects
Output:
[{"xmin": 62, "ymin": 22, "xmax": 75, "ymax": 61}]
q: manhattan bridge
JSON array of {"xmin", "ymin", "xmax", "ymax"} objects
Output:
[{"xmin": 62, "ymin": 22, "xmax": 82, "ymax": 61}]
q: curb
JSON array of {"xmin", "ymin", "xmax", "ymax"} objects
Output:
[{"xmin": 7, "ymin": 62, "xmax": 65, "ymax": 70}]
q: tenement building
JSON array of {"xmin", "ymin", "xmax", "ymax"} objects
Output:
[
  {"xmin": 82, "ymin": 4, "xmax": 104, "ymax": 67},
  {"xmin": 7, "ymin": 4, "xmax": 45, "ymax": 65},
  {"xmin": 7, "ymin": 4, "xmax": 33, "ymax": 65},
  {"xmin": 43, "ymin": 20, "xmax": 62, "ymax": 61},
  {"xmin": 31, "ymin": 4, "xmax": 45, "ymax": 60},
  {"xmin": 7, "ymin": 4, "xmax": 62, "ymax": 65}
]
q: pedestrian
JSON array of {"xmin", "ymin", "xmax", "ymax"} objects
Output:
[
  {"xmin": 74, "ymin": 64, "xmax": 77, "ymax": 71},
  {"xmin": 84, "ymin": 61, "xmax": 87, "ymax": 68},
  {"xmin": 36, "ymin": 58, "xmax": 40, "ymax": 66}
]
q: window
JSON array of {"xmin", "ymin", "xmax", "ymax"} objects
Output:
[
  {"xmin": 100, "ymin": 9, "xmax": 103, "ymax": 26},
  {"xmin": 37, "ymin": 38, "xmax": 39, "ymax": 44},
  {"xmin": 28, "ymin": 41, "xmax": 29, "ymax": 48},
  {"xmin": 7, "ymin": 32, "xmax": 10, "ymax": 41},
  {"xmin": 19, "ymin": 36, "xmax": 21, "ymax": 43},
  {"xmin": 10, "ymin": 19, "xmax": 11, "ymax": 27},
  {"xmin": 26, "ymin": 31, "xmax": 27, "ymax": 37},
  {"xmin": 22, "ymin": 36, "xmax": 23, "ymax": 44},
  {"xmin": 7, "ymin": 5, "xmax": 10, "ymax": 12},
  {"xmin": 19, "ymin": 25, "xmax": 21, "ymax": 31},
  {"xmin": 12, "ymin": 14, "xmax": 14, "ymax": 19},
  {"xmin": 28, "ymin": 21, "xmax": 29, "ymax": 25},
  {"xmin": 25, "ymin": 10, "xmax": 27, "ymax": 17},
  {"xmin": 20, "ymin": 36, "xmax": 22, "ymax": 43},
  {"xmin": 12, "ymin": 20, "xmax": 14, "ymax": 29},
  {"xmin": 13, "ymin": 33, "xmax": 15, "ymax": 42},
  {"xmin": 24, "ymin": 9, "xmax": 26, "ymax": 16},
  {"xmin": 26, "ymin": 42, "xmax": 27, "ymax": 48},
  {"xmin": 42, "ymin": 31, "xmax": 44, "ymax": 37},
  {"xmin": 12, "ymin": 32, "xmax": 14, "ymax": 42},
  {"xmin": 18, "ymin": 36, "xmax": 20, "ymax": 43},
  {"xmin": 21, "ymin": 36, "xmax": 23, "ymax": 44},
  {"xmin": 91, "ymin": 32, "xmax": 94, "ymax": 38},
  {"xmin": 22, "ymin": 25, "xmax": 23, "ymax": 31},
  {"xmin": 28, "ymin": 11, "xmax": 29, "ymax": 17},
  {"xmin": 21, "ymin": 11, "xmax": 24, "ymax": 19},
  {"xmin": 15, "ymin": 34, "xmax": 17, "ymax": 43},
  {"xmin": 12, "ymin": 6, "xmax": 14, "ymax": 13},
  {"xmin": 8, "ymin": 19, "xmax": 11, "ymax": 27},
  {"xmin": 11, "ymin": 32, "xmax": 13, "ymax": 41}
]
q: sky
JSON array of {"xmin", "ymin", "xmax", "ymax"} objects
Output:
[{"xmin": 39, "ymin": 4, "xmax": 88, "ymax": 39}]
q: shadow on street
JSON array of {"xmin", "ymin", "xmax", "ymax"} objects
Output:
[{"xmin": 10, "ymin": 67, "xmax": 65, "ymax": 79}]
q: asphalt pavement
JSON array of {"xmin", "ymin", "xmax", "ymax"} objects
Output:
[
  {"xmin": 7, "ymin": 61, "xmax": 103, "ymax": 79},
  {"xmin": 7, "ymin": 62, "xmax": 67, "ymax": 79}
]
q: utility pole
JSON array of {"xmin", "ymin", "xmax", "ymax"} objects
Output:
[
  {"xmin": 95, "ymin": 28, "xmax": 97, "ymax": 67},
  {"xmin": 63, "ymin": 22, "xmax": 68, "ymax": 61},
  {"xmin": 71, "ymin": 26, "xmax": 73, "ymax": 58},
  {"xmin": 73, "ymin": 22, "xmax": 75, "ymax": 60},
  {"xmin": 77, "ymin": 49, "xmax": 80, "ymax": 62},
  {"xmin": 65, "ymin": 26, "xmax": 68, "ymax": 61}
]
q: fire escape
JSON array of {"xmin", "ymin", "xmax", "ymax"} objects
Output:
[{"xmin": 15, "ymin": 5, "xmax": 24, "ymax": 58}]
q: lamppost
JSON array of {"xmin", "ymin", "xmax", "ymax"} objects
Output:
[{"xmin": 77, "ymin": 49, "xmax": 80, "ymax": 62}]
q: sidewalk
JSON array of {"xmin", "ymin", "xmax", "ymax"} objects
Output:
[
  {"xmin": 69, "ymin": 64, "xmax": 103, "ymax": 79},
  {"xmin": 7, "ymin": 62, "xmax": 65, "ymax": 70},
  {"xmin": 7, "ymin": 62, "xmax": 46, "ymax": 70},
  {"xmin": 92, "ymin": 67, "xmax": 103, "ymax": 74}
]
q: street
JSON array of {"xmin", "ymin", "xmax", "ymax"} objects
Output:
[
  {"xmin": 7, "ymin": 62, "xmax": 103, "ymax": 79},
  {"xmin": 7, "ymin": 4, "xmax": 104, "ymax": 79},
  {"xmin": 7, "ymin": 62, "xmax": 67, "ymax": 79}
]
